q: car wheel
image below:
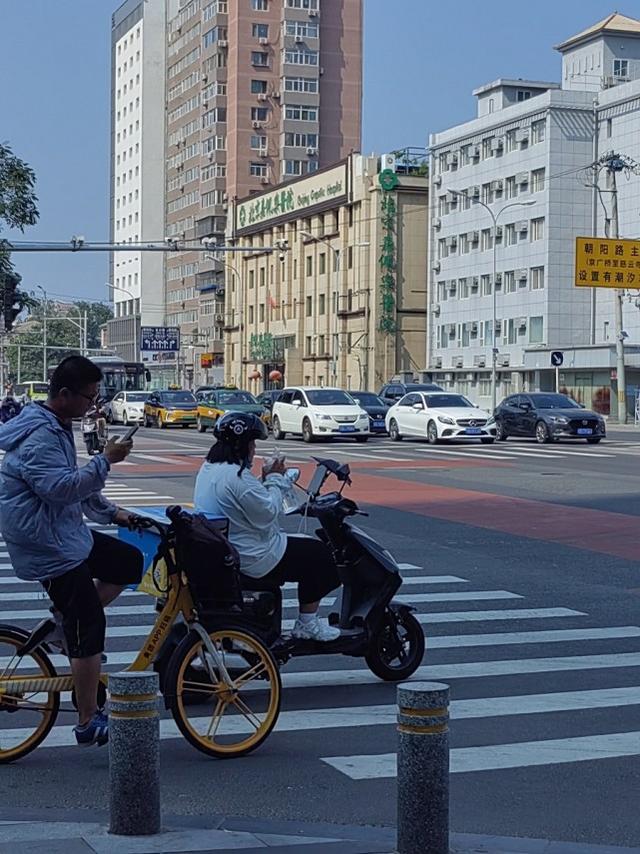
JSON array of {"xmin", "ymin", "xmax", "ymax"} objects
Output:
[
  {"xmin": 302, "ymin": 418, "xmax": 315, "ymax": 443},
  {"xmin": 158, "ymin": 413, "xmax": 166, "ymax": 429},
  {"xmin": 495, "ymin": 420, "xmax": 508, "ymax": 441},
  {"xmin": 122, "ymin": 411, "xmax": 129, "ymax": 427},
  {"xmin": 197, "ymin": 416, "xmax": 206, "ymax": 434},
  {"xmin": 144, "ymin": 414, "xmax": 152, "ymax": 428},
  {"xmin": 106, "ymin": 410, "xmax": 114, "ymax": 425},
  {"xmin": 586, "ymin": 437, "xmax": 602, "ymax": 444},
  {"xmin": 355, "ymin": 435, "xmax": 369, "ymax": 443},
  {"xmin": 427, "ymin": 420, "xmax": 440, "ymax": 445},
  {"xmin": 535, "ymin": 420, "xmax": 551, "ymax": 444},
  {"xmin": 389, "ymin": 419, "xmax": 402, "ymax": 441},
  {"xmin": 272, "ymin": 417, "xmax": 285, "ymax": 441}
]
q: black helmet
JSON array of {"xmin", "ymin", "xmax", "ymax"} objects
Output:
[{"xmin": 213, "ymin": 411, "xmax": 268, "ymax": 445}]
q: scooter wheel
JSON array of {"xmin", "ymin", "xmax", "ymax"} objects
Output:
[{"xmin": 365, "ymin": 607, "xmax": 425, "ymax": 682}]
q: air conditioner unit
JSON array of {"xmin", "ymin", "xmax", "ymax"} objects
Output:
[
  {"xmin": 309, "ymin": 8, "xmax": 319, "ymax": 16},
  {"xmin": 260, "ymin": 176, "xmax": 270, "ymax": 184},
  {"xmin": 491, "ymin": 179, "xmax": 504, "ymax": 192},
  {"xmin": 517, "ymin": 268, "xmax": 528, "ymax": 280},
  {"xmin": 257, "ymin": 93, "xmax": 268, "ymax": 101},
  {"xmin": 433, "ymin": 175, "xmax": 442, "ymax": 187},
  {"xmin": 218, "ymin": 39, "xmax": 228, "ymax": 47},
  {"xmin": 445, "ymin": 152, "xmax": 458, "ymax": 167},
  {"xmin": 474, "ymin": 355, "xmax": 486, "ymax": 367},
  {"xmin": 272, "ymin": 90, "xmax": 281, "ymax": 99},
  {"xmin": 516, "ymin": 128, "xmax": 530, "ymax": 144},
  {"xmin": 491, "ymin": 137, "xmax": 504, "ymax": 152},
  {"xmin": 447, "ymin": 280, "xmax": 457, "ymax": 292},
  {"xmin": 432, "ymin": 217, "xmax": 441, "ymax": 230},
  {"xmin": 433, "ymin": 261, "xmax": 441, "ymax": 273},
  {"xmin": 445, "ymin": 190, "xmax": 458, "ymax": 203},
  {"xmin": 518, "ymin": 317, "xmax": 527, "ymax": 330},
  {"xmin": 470, "ymin": 230, "xmax": 479, "ymax": 243},
  {"xmin": 434, "ymin": 356, "xmax": 443, "ymax": 368},
  {"xmin": 516, "ymin": 220, "xmax": 528, "ymax": 232},
  {"xmin": 516, "ymin": 171, "xmax": 529, "ymax": 184},
  {"xmin": 455, "ymin": 356, "xmax": 464, "ymax": 368},
  {"xmin": 433, "ymin": 303, "xmax": 441, "ymax": 316},
  {"xmin": 495, "ymin": 272, "xmax": 503, "ymax": 284},
  {"xmin": 207, "ymin": 152, "xmax": 215, "ymax": 161},
  {"xmin": 306, "ymin": 146, "xmax": 318, "ymax": 155},
  {"xmin": 448, "ymin": 325, "xmax": 456, "ymax": 338},
  {"xmin": 202, "ymin": 100, "xmax": 208, "ymax": 109},
  {"xmin": 470, "ymin": 322, "xmax": 478, "ymax": 334},
  {"xmin": 495, "ymin": 225, "xmax": 503, "ymax": 240},
  {"xmin": 495, "ymin": 320, "xmax": 502, "ymax": 333},
  {"xmin": 380, "ymin": 152, "xmax": 397, "ymax": 172},
  {"xmin": 259, "ymin": 36, "xmax": 269, "ymax": 45},
  {"xmin": 471, "ymin": 276, "xmax": 479, "ymax": 289},
  {"xmin": 471, "ymin": 185, "xmax": 480, "ymax": 198},
  {"xmin": 499, "ymin": 354, "xmax": 511, "ymax": 366},
  {"xmin": 202, "ymin": 75, "xmax": 208, "ymax": 83},
  {"xmin": 252, "ymin": 120, "xmax": 264, "ymax": 128},
  {"xmin": 217, "ymin": 287, "xmax": 225, "ymax": 295},
  {"xmin": 446, "ymin": 235, "xmax": 457, "ymax": 248}
]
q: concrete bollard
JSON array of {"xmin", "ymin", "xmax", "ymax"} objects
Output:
[
  {"xmin": 108, "ymin": 671, "xmax": 161, "ymax": 836},
  {"xmin": 397, "ymin": 681, "xmax": 450, "ymax": 854}
]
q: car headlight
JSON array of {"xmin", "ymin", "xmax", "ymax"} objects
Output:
[
  {"xmin": 313, "ymin": 412, "xmax": 332, "ymax": 421},
  {"xmin": 486, "ymin": 416, "xmax": 496, "ymax": 426},
  {"xmin": 437, "ymin": 415, "xmax": 455, "ymax": 425},
  {"xmin": 357, "ymin": 413, "xmax": 368, "ymax": 421},
  {"xmin": 549, "ymin": 415, "xmax": 569, "ymax": 424}
]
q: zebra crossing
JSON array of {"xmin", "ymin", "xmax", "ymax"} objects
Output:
[{"xmin": 1, "ymin": 521, "xmax": 639, "ymax": 779}]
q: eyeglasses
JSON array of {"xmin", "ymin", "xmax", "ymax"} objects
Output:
[{"xmin": 76, "ymin": 391, "xmax": 100, "ymax": 404}]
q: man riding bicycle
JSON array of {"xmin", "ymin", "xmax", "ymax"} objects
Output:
[{"xmin": 0, "ymin": 356, "xmax": 143, "ymax": 747}]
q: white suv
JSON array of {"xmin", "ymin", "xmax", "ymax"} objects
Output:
[{"xmin": 272, "ymin": 387, "xmax": 370, "ymax": 443}]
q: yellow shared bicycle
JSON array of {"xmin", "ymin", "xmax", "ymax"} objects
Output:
[{"xmin": 0, "ymin": 508, "xmax": 281, "ymax": 763}]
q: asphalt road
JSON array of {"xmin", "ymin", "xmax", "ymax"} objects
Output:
[{"xmin": 1, "ymin": 424, "xmax": 640, "ymax": 847}]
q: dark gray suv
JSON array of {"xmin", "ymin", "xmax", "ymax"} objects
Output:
[{"xmin": 379, "ymin": 382, "xmax": 443, "ymax": 407}]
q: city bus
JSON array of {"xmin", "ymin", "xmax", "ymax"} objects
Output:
[
  {"xmin": 14, "ymin": 381, "xmax": 49, "ymax": 402},
  {"xmin": 48, "ymin": 356, "xmax": 149, "ymax": 402}
]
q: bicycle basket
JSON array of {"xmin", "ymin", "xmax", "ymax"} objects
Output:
[{"xmin": 168, "ymin": 507, "xmax": 242, "ymax": 610}]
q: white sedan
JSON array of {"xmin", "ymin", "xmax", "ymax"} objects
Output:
[
  {"xmin": 106, "ymin": 391, "xmax": 148, "ymax": 425},
  {"xmin": 385, "ymin": 392, "xmax": 496, "ymax": 444}
]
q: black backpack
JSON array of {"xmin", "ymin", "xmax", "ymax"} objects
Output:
[{"xmin": 167, "ymin": 506, "xmax": 242, "ymax": 611}]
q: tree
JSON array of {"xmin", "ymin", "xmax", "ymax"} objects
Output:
[
  {"xmin": 74, "ymin": 301, "xmax": 113, "ymax": 349},
  {"xmin": 0, "ymin": 144, "xmax": 39, "ymax": 329}
]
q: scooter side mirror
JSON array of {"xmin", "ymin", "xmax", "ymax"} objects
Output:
[{"xmin": 285, "ymin": 467, "xmax": 301, "ymax": 484}]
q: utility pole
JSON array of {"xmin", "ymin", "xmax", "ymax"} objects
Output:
[{"xmin": 37, "ymin": 285, "xmax": 47, "ymax": 382}]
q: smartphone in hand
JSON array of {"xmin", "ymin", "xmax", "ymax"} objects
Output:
[{"xmin": 118, "ymin": 425, "xmax": 139, "ymax": 442}]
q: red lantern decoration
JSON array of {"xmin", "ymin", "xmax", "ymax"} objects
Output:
[
  {"xmin": 268, "ymin": 370, "xmax": 282, "ymax": 382},
  {"xmin": 249, "ymin": 370, "xmax": 262, "ymax": 380}
]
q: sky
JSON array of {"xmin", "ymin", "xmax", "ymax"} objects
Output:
[{"xmin": 0, "ymin": 0, "xmax": 626, "ymax": 303}]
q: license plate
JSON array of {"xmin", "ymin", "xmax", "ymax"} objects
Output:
[
  {"xmin": 338, "ymin": 425, "xmax": 356, "ymax": 433},
  {"xmin": 577, "ymin": 428, "xmax": 592, "ymax": 435},
  {"xmin": 373, "ymin": 420, "xmax": 385, "ymax": 428},
  {"xmin": 465, "ymin": 428, "xmax": 482, "ymax": 435}
]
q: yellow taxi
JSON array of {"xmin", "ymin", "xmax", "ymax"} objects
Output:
[
  {"xmin": 196, "ymin": 389, "xmax": 269, "ymax": 433},
  {"xmin": 143, "ymin": 390, "xmax": 198, "ymax": 428}
]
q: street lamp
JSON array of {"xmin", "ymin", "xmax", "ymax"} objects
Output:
[
  {"xmin": 300, "ymin": 232, "xmax": 370, "ymax": 385},
  {"xmin": 107, "ymin": 282, "xmax": 138, "ymax": 361},
  {"xmin": 447, "ymin": 190, "xmax": 535, "ymax": 411}
]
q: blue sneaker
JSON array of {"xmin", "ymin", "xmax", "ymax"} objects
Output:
[{"xmin": 74, "ymin": 711, "xmax": 108, "ymax": 747}]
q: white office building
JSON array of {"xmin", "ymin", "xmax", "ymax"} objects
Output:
[
  {"xmin": 108, "ymin": 0, "xmax": 173, "ymax": 373},
  {"xmin": 427, "ymin": 12, "xmax": 640, "ymax": 419}
]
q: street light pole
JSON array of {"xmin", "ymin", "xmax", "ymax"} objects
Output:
[
  {"xmin": 447, "ymin": 192, "xmax": 535, "ymax": 412},
  {"xmin": 37, "ymin": 285, "xmax": 47, "ymax": 382}
]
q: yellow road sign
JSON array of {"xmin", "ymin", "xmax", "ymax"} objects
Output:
[{"xmin": 575, "ymin": 236, "xmax": 640, "ymax": 288}]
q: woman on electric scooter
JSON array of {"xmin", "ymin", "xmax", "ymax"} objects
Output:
[{"xmin": 194, "ymin": 411, "xmax": 341, "ymax": 641}]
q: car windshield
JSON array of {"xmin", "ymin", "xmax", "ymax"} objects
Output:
[
  {"xmin": 160, "ymin": 392, "xmax": 195, "ymax": 404},
  {"xmin": 353, "ymin": 393, "xmax": 385, "ymax": 406},
  {"xmin": 531, "ymin": 394, "xmax": 580, "ymax": 409},
  {"xmin": 410, "ymin": 384, "xmax": 443, "ymax": 392},
  {"xmin": 125, "ymin": 393, "xmax": 148, "ymax": 402},
  {"xmin": 216, "ymin": 391, "xmax": 257, "ymax": 405},
  {"xmin": 306, "ymin": 390, "xmax": 355, "ymax": 406},
  {"xmin": 424, "ymin": 394, "xmax": 473, "ymax": 408}
]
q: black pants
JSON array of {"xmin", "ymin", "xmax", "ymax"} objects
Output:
[
  {"xmin": 240, "ymin": 535, "xmax": 340, "ymax": 606},
  {"xmin": 42, "ymin": 531, "xmax": 143, "ymax": 659}
]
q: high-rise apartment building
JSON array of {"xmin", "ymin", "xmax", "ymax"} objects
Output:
[
  {"xmin": 164, "ymin": 0, "xmax": 362, "ymax": 387},
  {"xmin": 108, "ymin": 0, "xmax": 169, "ymax": 376}
]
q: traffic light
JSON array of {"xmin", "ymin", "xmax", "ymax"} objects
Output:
[{"xmin": 2, "ymin": 271, "xmax": 22, "ymax": 332}]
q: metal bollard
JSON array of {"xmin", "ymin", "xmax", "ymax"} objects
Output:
[
  {"xmin": 108, "ymin": 671, "xmax": 161, "ymax": 836},
  {"xmin": 397, "ymin": 681, "xmax": 450, "ymax": 854}
]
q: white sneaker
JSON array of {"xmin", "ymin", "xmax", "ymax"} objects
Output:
[{"xmin": 292, "ymin": 616, "xmax": 341, "ymax": 642}]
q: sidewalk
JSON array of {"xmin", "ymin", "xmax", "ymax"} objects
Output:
[{"xmin": 0, "ymin": 808, "xmax": 639, "ymax": 854}]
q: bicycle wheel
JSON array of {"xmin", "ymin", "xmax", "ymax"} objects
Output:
[
  {"xmin": 165, "ymin": 625, "xmax": 281, "ymax": 758},
  {"xmin": 0, "ymin": 625, "xmax": 60, "ymax": 763}
]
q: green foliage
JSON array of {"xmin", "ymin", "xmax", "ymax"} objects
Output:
[{"xmin": 378, "ymin": 191, "xmax": 397, "ymax": 335}]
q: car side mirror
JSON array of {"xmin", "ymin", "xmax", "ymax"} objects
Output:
[
  {"xmin": 291, "ymin": 400, "xmax": 301, "ymax": 407},
  {"xmin": 412, "ymin": 403, "xmax": 424, "ymax": 410}
]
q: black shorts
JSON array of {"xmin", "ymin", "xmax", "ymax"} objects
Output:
[{"xmin": 42, "ymin": 531, "xmax": 143, "ymax": 659}]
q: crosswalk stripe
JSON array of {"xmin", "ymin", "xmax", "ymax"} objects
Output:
[{"xmin": 322, "ymin": 730, "xmax": 640, "ymax": 779}]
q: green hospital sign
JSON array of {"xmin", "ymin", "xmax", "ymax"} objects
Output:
[{"xmin": 236, "ymin": 163, "xmax": 348, "ymax": 232}]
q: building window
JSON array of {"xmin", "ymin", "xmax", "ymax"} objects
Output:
[
  {"xmin": 481, "ymin": 274, "xmax": 491, "ymax": 296},
  {"xmin": 504, "ymin": 270, "xmax": 516, "ymax": 293},
  {"xmin": 251, "ymin": 107, "xmax": 269, "ymax": 122},
  {"xmin": 318, "ymin": 293, "xmax": 325, "ymax": 314},
  {"xmin": 252, "ymin": 0, "xmax": 268, "ymax": 9},
  {"xmin": 517, "ymin": 90, "xmax": 531, "ymax": 101},
  {"xmin": 250, "ymin": 162, "xmax": 267, "ymax": 177},
  {"xmin": 284, "ymin": 159, "xmax": 303, "ymax": 176},
  {"xmin": 505, "ymin": 176, "xmax": 517, "ymax": 199},
  {"xmin": 530, "ymin": 217, "xmax": 544, "ymax": 241},
  {"xmin": 259, "ymin": 267, "xmax": 265, "ymax": 286},
  {"xmin": 529, "ymin": 316, "xmax": 544, "ymax": 344},
  {"xmin": 531, "ymin": 168, "xmax": 545, "ymax": 192},
  {"xmin": 251, "ymin": 79, "xmax": 268, "ymax": 93},
  {"xmin": 251, "ymin": 51, "xmax": 269, "ymax": 67},
  {"xmin": 318, "ymin": 252, "xmax": 326, "ymax": 275},
  {"xmin": 480, "ymin": 229, "xmax": 493, "ymax": 251},
  {"xmin": 306, "ymin": 255, "xmax": 313, "ymax": 276},
  {"xmin": 284, "ymin": 132, "xmax": 317, "ymax": 148},
  {"xmin": 613, "ymin": 59, "xmax": 629, "ymax": 79},
  {"xmin": 250, "ymin": 134, "xmax": 267, "ymax": 150},
  {"xmin": 481, "ymin": 183, "xmax": 493, "ymax": 204},
  {"xmin": 459, "ymin": 278, "xmax": 469, "ymax": 299},
  {"xmin": 285, "ymin": 104, "xmax": 318, "ymax": 121},
  {"xmin": 505, "ymin": 224, "xmax": 517, "ymax": 246},
  {"xmin": 286, "ymin": 0, "xmax": 319, "ymax": 7},
  {"xmin": 607, "ymin": 117, "xmax": 613, "ymax": 138},
  {"xmin": 531, "ymin": 119, "xmax": 546, "ymax": 144},
  {"xmin": 506, "ymin": 318, "xmax": 517, "ymax": 345},
  {"xmin": 259, "ymin": 303, "xmax": 265, "ymax": 322},
  {"xmin": 459, "ymin": 233, "xmax": 469, "ymax": 254},
  {"xmin": 482, "ymin": 137, "xmax": 494, "ymax": 159},
  {"xmin": 305, "ymin": 295, "xmax": 312, "ymax": 316},
  {"xmin": 249, "ymin": 305, "xmax": 254, "ymax": 323},
  {"xmin": 252, "ymin": 23, "xmax": 269, "ymax": 38},
  {"xmin": 531, "ymin": 266, "xmax": 545, "ymax": 290},
  {"xmin": 284, "ymin": 76, "xmax": 318, "ymax": 93},
  {"xmin": 284, "ymin": 49, "xmax": 319, "ymax": 66},
  {"xmin": 249, "ymin": 270, "xmax": 255, "ymax": 289}
]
